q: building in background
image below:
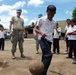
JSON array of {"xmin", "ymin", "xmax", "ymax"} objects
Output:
[
  {"xmin": 57, "ymin": 20, "xmax": 66, "ymax": 39},
  {"xmin": 25, "ymin": 20, "xmax": 66, "ymax": 38}
]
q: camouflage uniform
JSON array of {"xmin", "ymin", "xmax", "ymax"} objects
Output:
[
  {"xmin": 10, "ymin": 16, "xmax": 24, "ymax": 54},
  {"xmin": 35, "ymin": 33, "xmax": 39, "ymax": 51},
  {"xmin": 11, "ymin": 30, "xmax": 24, "ymax": 53},
  {"xmin": 33, "ymin": 26, "xmax": 39, "ymax": 51},
  {"xmin": 35, "ymin": 14, "xmax": 43, "ymax": 52}
]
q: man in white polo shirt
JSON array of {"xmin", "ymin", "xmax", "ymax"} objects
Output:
[
  {"xmin": 35, "ymin": 5, "xmax": 56, "ymax": 75},
  {"xmin": 66, "ymin": 19, "xmax": 76, "ymax": 64},
  {"xmin": 53, "ymin": 23, "xmax": 61, "ymax": 54},
  {"xmin": 0, "ymin": 26, "xmax": 6, "ymax": 51},
  {"xmin": 64, "ymin": 19, "xmax": 71, "ymax": 54}
]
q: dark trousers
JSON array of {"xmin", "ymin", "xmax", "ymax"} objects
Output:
[
  {"xmin": 39, "ymin": 38, "xmax": 52, "ymax": 75},
  {"xmin": 53, "ymin": 38, "xmax": 60, "ymax": 53},
  {"xmin": 68, "ymin": 40, "xmax": 76, "ymax": 59},
  {"xmin": 0, "ymin": 38, "xmax": 5, "ymax": 50},
  {"xmin": 66, "ymin": 38, "xmax": 69, "ymax": 47}
]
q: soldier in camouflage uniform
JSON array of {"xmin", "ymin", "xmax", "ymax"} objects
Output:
[
  {"xmin": 34, "ymin": 14, "xmax": 43, "ymax": 54},
  {"xmin": 9, "ymin": 9, "xmax": 25, "ymax": 59}
]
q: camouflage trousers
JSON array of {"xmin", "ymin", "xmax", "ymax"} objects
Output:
[
  {"xmin": 11, "ymin": 30, "xmax": 24, "ymax": 53},
  {"xmin": 36, "ymin": 39, "xmax": 39, "ymax": 51},
  {"xmin": 35, "ymin": 36, "xmax": 39, "ymax": 51}
]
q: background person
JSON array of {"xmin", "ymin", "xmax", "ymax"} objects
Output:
[
  {"xmin": 64, "ymin": 19, "xmax": 71, "ymax": 54},
  {"xmin": 34, "ymin": 14, "xmax": 43, "ymax": 54},
  {"xmin": 53, "ymin": 23, "xmax": 61, "ymax": 54},
  {"xmin": 9, "ymin": 9, "xmax": 25, "ymax": 59},
  {"xmin": 0, "ymin": 26, "xmax": 6, "ymax": 51},
  {"xmin": 66, "ymin": 19, "xmax": 76, "ymax": 64}
]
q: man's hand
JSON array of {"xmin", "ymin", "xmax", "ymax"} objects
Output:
[
  {"xmin": 41, "ymin": 32, "xmax": 47, "ymax": 38},
  {"xmin": 64, "ymin": 33, "xmax": 67, "ymax": 41},
  {"xmin": 56, "ymin": 28, "xmax": 58, "ymax": 31},
  {"xmin": 64, "ymin": 37, "xmax": 66, "ymax": 41},
  {"xmin": 68, "ymin": 32, "xmax": 73, "ymax": 35},
  {"xmin": 10, "ymin": 31, "xmax": 14, "ymax": 36},
  {"xmin": 9, "ymin": 22, "xmax": 13, "ymax": 36}
]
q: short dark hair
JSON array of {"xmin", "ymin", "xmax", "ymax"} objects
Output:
[
  {"xmin": 56, "ymin": 23, "xmax": 59, "ymax": 25},
  {"xmin": 66, "ymin": 19, "xmax": 70, "ymax": 21},
  {"xmin": 70, "ymin": 19, "xmax": 75, "ymax": 23},
  {"xmin": 46, "ymin": 5, "xmax": 56, "ymax": 12}
]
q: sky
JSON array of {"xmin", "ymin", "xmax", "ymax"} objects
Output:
[{"xmin": 0, "ymin": 0, "xmax": 76, "ymax": 29}]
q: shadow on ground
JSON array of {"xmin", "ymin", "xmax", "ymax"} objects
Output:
[
  {"xmin": 15, "ymin": 56, "xmax": 33, "ymax": 60},
  {"xmin": 50, "ymin": 70, "xmax": 63, "ymax": 75}
]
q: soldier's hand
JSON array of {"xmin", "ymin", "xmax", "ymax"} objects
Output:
[{"xmin": 10, "ymin": 32, "xmax": 14, "ymax": 36}]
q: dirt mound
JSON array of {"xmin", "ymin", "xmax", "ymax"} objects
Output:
[{"xmin": 0, "ymin": 59, "xmax": 7, "ymax": 71}]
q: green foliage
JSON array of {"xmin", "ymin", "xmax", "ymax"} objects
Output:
[
  {"xmin": 72, "ymin": 7, "xmax": 76, "ymax": 24},
  {"xmin": 31, "ymin": 22, "xmax": 35, "ymax": 27},
  {"xmin": 0, "ymin": 24, "xmax": 3, "ymax": 27},
  {"xmin": 0, "ymin": 24, "xmax": 3, "ymax": 30},
  {"xmin": 25, "ymin": 22, "xmax": 35, "ymax": 29}
]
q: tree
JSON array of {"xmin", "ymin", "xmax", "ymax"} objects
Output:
[
  {"xmin": 72, "ymin": 7, "xmax": 76, "ymax": 24},
  {"xmin": 0, "ymin": 24, "xmax": 3, "ymax": 30},
  {"xmin": 30, "ymin": 22, "xmax": 35, "ymax": 27},
  {"xmin": 0, "ymin": 24, "xmax": 3, "ymax": 27}
]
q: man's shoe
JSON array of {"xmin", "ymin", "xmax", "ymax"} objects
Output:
[
  {"xmin": 74, "ymin": 58, "xmax": 76, "ymax": 61},
  {"xmin": 53, "ymin": 52, "xmax": 56, "ymax": 54},
  {"xmin": 57, "ymin": 52, "xmax": 60, "ymax": 55},
  {"xmin": 12, "ymin": 52, "xmax": 16, "ymax": 59},
  {"xmin": 12, "ymin": 56, "xmax": 16, "ymax": 59},
  {"xmin": 72, "ymin": 61, "xmax": 76, "ymax": 64},
  {"xmin": 66, "ymin": 56, "xmax": 72, "ymax": 59},
  {"xmin": 21, "ymin": 54, "xmax": 25, "ymax": 58},
  {"xmin": 64, "ymin": 50, "xmax": 68, "ymax": 54}
]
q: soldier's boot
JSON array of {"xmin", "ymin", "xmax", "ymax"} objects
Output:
[
  {"xmin": 12, "ymin": 52, "xmax": 16, "ymax": 59},
  {"xmin": 21, "ymin": 53, "xmax": 25, "ymax": 58}
]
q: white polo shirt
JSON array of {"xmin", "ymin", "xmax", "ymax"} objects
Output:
[
  {"xmin": 37, "ymin": 17, "xmax": 56, "ymax": 42},
  {"xmin": 64, "ymin": 25, "xmax": 71, "ymax": 38},
  {"xmin": 0, "ymin": 30, "xmax": 6, "ymax": 39},
  {"xmin": 53, "ymin": 27, "xmax": 61, "ymax": 38},
  {"xmin": 67, "ymin": 25, "xmax": 76, "ymax": 40}
]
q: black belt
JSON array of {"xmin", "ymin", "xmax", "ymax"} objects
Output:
[{"xmin": 13, "ymin": 29, "xmax": 23, "ymax": 31}]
